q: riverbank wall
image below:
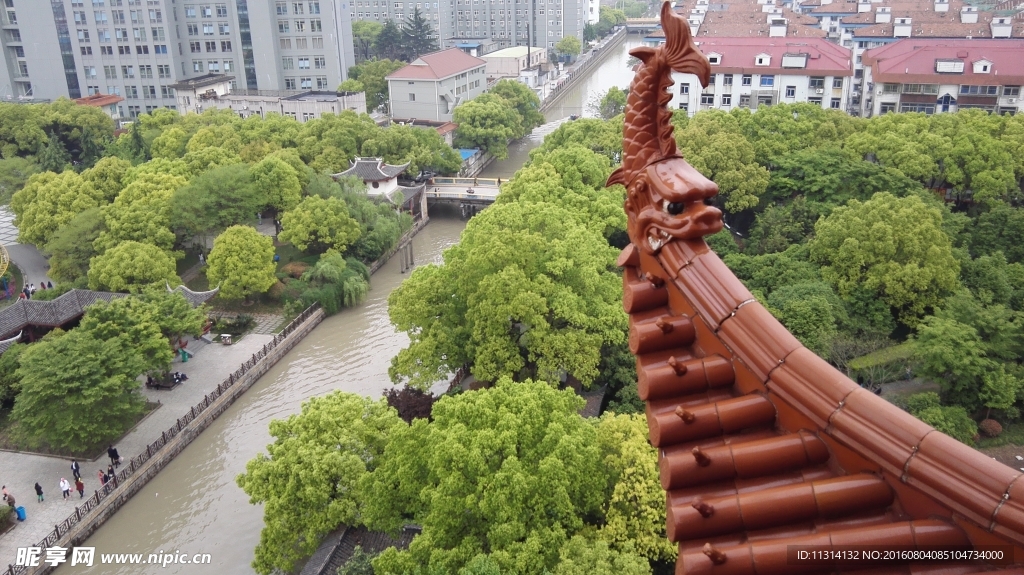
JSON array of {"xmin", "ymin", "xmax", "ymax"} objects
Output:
[
  {"xmin": 13, "ymin": 305, "xmax": 325, "ymax": 575},
  {"xmin": 540, "ymin": 27, "xmax": 628, "ymax": 114}
]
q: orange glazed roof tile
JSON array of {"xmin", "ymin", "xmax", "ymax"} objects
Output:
[{"xmin": 614, "ymin": 4, "xmax": 1024, "ymax": 574}]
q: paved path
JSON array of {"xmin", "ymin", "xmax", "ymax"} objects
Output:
[
  {"xmin": 0, "ymin": 207, "xmax": 19, "ymax": 247},
  {"xmin": 0, "ymin": 333, "xmax": 274, "ymax": 564}
]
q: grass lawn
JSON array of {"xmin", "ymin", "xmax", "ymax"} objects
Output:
[
  {"xmin": 187, "ymin": 268, "xmax": 288, "ymax": 315},
  {"xmin": 848, "ymin": 341, "xmax": 916, "ymax": 371}
]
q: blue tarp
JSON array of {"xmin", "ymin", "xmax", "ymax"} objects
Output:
[{"xmin": 459, "ymin": 149, "xmax": 479, "ymax": 161}]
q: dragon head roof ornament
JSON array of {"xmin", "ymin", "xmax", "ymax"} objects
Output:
[{"xmin": 607, "ymin": 2, "xmax": 723, "ymax": 254}]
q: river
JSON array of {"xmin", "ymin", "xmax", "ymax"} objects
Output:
[{"xmin": 56, "ymin": 36, "xmax": 641, "ymax": 575}]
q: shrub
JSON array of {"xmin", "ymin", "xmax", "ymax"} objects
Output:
[
  {"xmin": 281, "ymin": 261, "xmax": 310, "ymax": 279},
  {"xmin": 906, "ymin": 392, "xmax": 941, "ymax": 415},
  {"xmin": 979, "ymin": 419, "xmax": 1003, "ymax": 438}
]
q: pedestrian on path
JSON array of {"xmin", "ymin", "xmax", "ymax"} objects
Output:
[
  {"xmin": 107, "ymin": 465, "xmax": 116, "ymax": 483},
  {"xmin": 75, "ymin": 478, "xmax": 85, "ymax": 499},
  {"xmin": 34, "ymin": 483, "xmax": 43, "ymax": 502},
  {"xmin": 46, "ymin": 281, "xmax": 52, "ymax": 289},
  {"xmin": 98, "ymin": 470, "xmax": 107, "ymax": 487},
  {"xmin": 71, "ymin": 459, "xmax": 81, "ymax": 480},
  {"xmin": 3, "ymin": 486, "xmax": 15, "ymax": 508},
  {"xmin": 108, "ymin": 444, "xmax": 120, "ymax": 467},
  {"xmin": 60, "ymin": 478, "xmax": 71, "ymax": 500},
  {"xmin": 198, "ymin": 252, "xmax": 205, "ymax": 265}
]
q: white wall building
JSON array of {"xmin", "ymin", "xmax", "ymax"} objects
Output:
[
  {"xmin": 386, "ymin": 48, "xmax": 487, "ymax": 120},
  {"xmin": 861, "ymin": 38, "xmax": 1024, "ymax": 117},
  {"xmin": 671, "ymin": 37, "xmax": 853, "ymax": 115}
]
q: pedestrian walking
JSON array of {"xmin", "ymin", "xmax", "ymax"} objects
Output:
[
  {"xmin": 198, "ymin": 252, "xmax": 205, "ymax": 265},
  {"xmin": 98, "ymin": 469, "xmax": 107, "ymax": 486},
  {"xmin": 75, "ymin": 478, "xmax": 85, "ymax": 499},
  {"xmin": 60, "ymin": 478, "xmax": 71, "ymax": 501},
  {"xmin": 34, "ymin": 483, "xmax": 43, "ymax": 502},
  {"xmin": 3, "ymin": 486, "xmax": 15, "ymax": 508},
  {"xmin": 71, "ymin": 459, "xmax": 81, "ymax": 480},
  {"xmin": 108, "ymin": 444, "xmax": 120, "ymax": 467},
  {"xmin": 46, "ymin": 281, "xmax": 52, "ymax": 289},
  {"xmin": 107, "ymin": 465, "xmax": 115, "ymax": 483}
]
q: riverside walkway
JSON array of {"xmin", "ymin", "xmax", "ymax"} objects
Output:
[{"xmin": 0, "ymin": 332, "xmax": 275, "ymax": 567}]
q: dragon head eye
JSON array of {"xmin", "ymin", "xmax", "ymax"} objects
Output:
[{"xmin": 666, "ymin": 202, "xmax": 685, "ymax": 215}]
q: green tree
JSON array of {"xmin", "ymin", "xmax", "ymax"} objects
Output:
[
  {"xmin": 171, "ymin": 164, "xmax": 263, "ymax": 240},
  {"xmin": 0, "ymin": 157, "xmax": 40, "ymax": 203},
  {"xmin": 388, "ymin": 201, "xmax": 625, "ymax": 389},
  {"xmin": 809, "ymin": 192, "xmax": 960, "ymax": 325},
  {"xmin": 88, "ymin": 241, "xmax": 181, "ymax": 293},
  {"xmin": 534, "ymin": 118, "xmax": 622, "ymax": 163},
  {"xmin": 42, "ymin": 207, "xmax": 105, "ymax": 283},
  {"xmin": 766, "ymin": 282, "xmax": 842, "ymax": 356},
  {"xmin": 452, "ymin": 94, "xmax": 521, "ymax": 160},
  {"xmin": 401, "ymin": 9, "xmax": 436, "ymax": 59},
  {"xmin": 583, "ymin": 23, "xmax": 598, "ymax": 42},
  {"xmin": 375, "ymin": 20, "xmax": 404, "ymax": 61},
  {"xmin": 37, "ymin": 132, "xmax": 72, "ymax": 173},
  {"xmin": 81, "ymin": 156, "xmax": 132, "ymax": 202},
  {"xmin": 279, "ymin": 196, "xmax": 362, "ymax": 253},
  {"xmin": 490, "ymin": 79, "xmax": 545, "ymax": 135},
  {"xmin": 914, "ymin": 405, "xmax": 978, "ymax": 445},
  {"xmin": 0, "ymin": 343, "xmax": 27, "ymax": 405},
  {"xmin": 237, "ymin": 391, "xmax": 404, "ymax": 575},
  {"xmin": 553, "ymin": 536, "xmax": 652, "ymax": 575},
  {"xmin": 11, "ymin": 170, "xmax": 104, "ymax": 246},
  {"xmin": 297, "ymin": 250, "xmax": 371, "ymax": 313},
  {"xmin": 969, "ymin": 202, "xmax": 1024, "ymax": 264},
  {"xmin": 94, "ymin": 171, "xmax": 187, "ymax": 253},
  {"xmin": 78, "ymin": 297, "xmax": 174, "ymax": 374},
  {"xmin": 914, "ymin": 316, "xmax": 993, "ymax": 411},
  {"xmin": 349, "ymin": 59, "xmax": 405, "ymax": 113},
  {"xmin": 555, "ymin": 35, "xmax": 582, "ymax": 57},
  {"xmin": 339, "ymin": 546, "xmax": 377, "ymax": 575},
  {"xmin": 338, "ymin": 78, "xmax": 365, "ymax": 93},
  {"xmin": 141, "ymin": 289, "xmax": 207, "ymax": 343},
  {"xmin": 594, "ymin": 413, "xmax": 675, "ymax": 563},
  {"xmin": 11, "ymin": 329, "xmax": 147, "ymax": 452},
  {"xmin": 251, "ymin": 155, "xmax": 302, "ymax": 212},
  {"xmin": 0, "ymin": 103, "xmax": 46, "ymax": 159},
  {"xmin": 149, "ymin": 126, "xmax": 190, "ymax": 160},
  {"xmin": 365, "ymin": 379, "xmax": 610, "ymax": 575},
  {"xmin": 979, "ymin": 364, "xmax": 1020, "ymax": 419},
  {"xmin": 744, "ymin": 198, "xmax": 818, "ymax": 255},
  {"xmin": 360, "ymin": 124, "xmax": 462, "ymax": 175},
  {"xmin": 352, "ymin": 20, "xmax": 383, "ymax": 61},
  {"xmin": 206, "ymin": 225, "xmax": 278, "ymax": 301},
  {"xmin": 599, "ymin": 87, "xmax": 627, "ymax": 120}
]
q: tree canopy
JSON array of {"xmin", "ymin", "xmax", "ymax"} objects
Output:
[
  {"xmin": 87, "ymin": 241, "xmax": 181, "ymax": 293},
  {"xmin": 11, "ymin": 171, "xmax": 104, "ymax": 246},
  {"xmin": 348, "ymin": 59, "xmax": 406, "ymax": 113},
  {"xmin": 453, "ymin": 94, "xmax": 522, "ymax": 160},
  {"xmin": 206, "ymin": 225, "xmax": 278, "ymax": 301},
  {"xmin": 278, "ymin": 196, "xmax": 362, "ymax": 254},
  {"xmin": 556, "ymin": 35, "xmax": 583, "ymax": 57}
]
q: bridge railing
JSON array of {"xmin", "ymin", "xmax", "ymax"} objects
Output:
[
  {"xmin": 430, "ymin": 177, "xmax": 501, "ymax": 187},
  {"xmin": 427, "ymin": 190, "xmax": 499, "ymax": 200}
]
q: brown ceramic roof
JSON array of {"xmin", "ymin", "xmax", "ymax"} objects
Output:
[
  {"xmin": 615, "ymin": 7, "xmax": 1024, "ymax": 572},
  {"xmin": 863, "ymin": 38, "xmax": 1024, "ymax": 84},
  {"xmin": 672, "ymin": 0, "xmax": 827, "ymax": 38},
  {"xmin": 385, "ymin": 48, "xmax": 486, "ymax": 81},
  {"xmin": 73, "ymin": 93, "xmax": 124, "ymax": 107}
]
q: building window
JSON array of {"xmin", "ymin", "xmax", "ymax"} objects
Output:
[
  {"xmin": 78, "ymin": 29, "xmax": 91, "ymax": 42},
  {"xmin": 140, "ymin": 64, "xmax": 152, "ymax": 78},
  {"xmin": 314, "ymin": 56, "xmax": 325, "ymax": 69},
  {"xmin": 135, "ymin": 43, "xmax": 148, "ymax": 53},
  {"xmin": 904, "ymin": 84, "xmax": 938, "ymax": 94},
  {"xmin": 721, "ymin": 94, "xmax": 731, "ymax": 106},
  {"xmin": 154, "ymin": 44, "xmax": 167, "ymax": 54},
  {"xmin": 310, "ymin": 18, "xmax": 321, "ymax": 31},
  {"xmin": 293, "ymin": 2, "xmax": 305, "ymax": 14},
  {"xmin": 185, "ymin": 5, "xmax": 196, "ymax": 17},
  {"xmin": 298, "ymin": 57, "xmax": 310, "ymax": 69},
  {"xmin": 830, "ymin": 98, "xmax": 841, "ymax": 109},
  {"xmin": 132, "ymin": 27, "xmax": 146, "ymax": 41},
  {"xmin": 680, "ymin": 83, "xmax": 689, "ymax": 94},
  {"xmin": 300, "ymin": 77, "xmax": 312, "ymax": 89},
  {"xmin": 309, "ymin": 2, "xmax": 320, "ymax": 14},
  {"xmin": 190, "ymin": 41, "xmax": 201, "ymax": 52},
  {"xmin": 218, "ymin": 22, "xmax": 230, "ymax": 34},
  {"xmin": 128, "ymin": 105, "xmax": 140, "ymax": 118},
  {"xmin": 280, "ymin": 38, "xmax": 292, "ymax": 49},
  {"xmin": 221, "ymin": 41, "xmax": 231, "ymax": 51},
  {"xmin": 741, "ymin": 74, "xmax": 751, "ymax": 86},
  {"xmin": 723, "ymin": 75, "xmax": 733, "ymax": 86},
  {"xmin": 149, "ymin": 9, "xmax": 161, "ymax": 22},
  {"xmin": 739, "ymin": 94, "xmax": 751, "ymax": 107},
  {"xmin": 785, "ymin": 85, "xmax": 795, "ymax": 98},
  {"xmin": 294, "ymin": 19, "xmax": 305, "ymax": 32},
  {"xmin": 201, "ymin": 5, "xmax": 213, "ymax": 18},
  {"xmin": 317, "ymin": 76, "xmax": 328, "ymax": 89},
  {"xmin": 216, "ymin": 3, "xmax": 227, "ymax": 17},
  {"xmin": 833, "ymin": 77, "xmax": 843, "ymax": 89},
  {"xmin": 959, "ymin": 85, "xmax": 998, "ymax": 95},
  {"xmin": 84, "ymin": 66, "xmax": 98, "ymax": 79},
  {"xmin": 809, "ymin": 77, "xmax": 824, "ymax": 89},
  {"xmin": 760, "ymin": 75, "xmax": 774, "ymax": 87},
  {"xmin": 409, "ymin": 92, "xmax": 416, "ymax": 101},
  {"xmin": 808, "ymin": 97, "xmax": 822, "ymax": 105},
  {"xmin": 208, "ymin": 60, "xmax": 220, "ymax": 72},
  {"xmin": 152, "ymin": 27, "xmax": 165, "ymax": 41},
  {"xmin": 118, "ymin": 45, "xmax": 131, "ymax": 54},
  {"xmin": 283, "ymin": 57, "xmax": 294, "ymax": 69},
  {"xmin": 193, "ymin": 60, "xmax": 204, "ymax": 72},
  {"xmin": 1003, "ymin": 86, "xmax": 1020, "ymax": 96},
  {"xmin": 276, "ymin": 1, "xmax": 288, "ymax": 14},
  {"xmin": 121, "ymin": 65, "xmax": 135, "ymax": 78},
  {"xmin": 158, "ymin": 64, "xmax": 171, "ymax": 78},
  {"xmin": 205, "ymin": 40, "xmax": 216, "ymax": 51},
  {"xmin": 278, "ymin": 20, "xmax": 290, "ymax": 32},
  {"xmin": 142, "ymin": 85, "xmax": 156, "ymax": 98},
  {"xmin": 678, "ymin": 102, "xmax": 688, "ymax": 111},
  {"xmin": 312, "ymin": 37, "xmax": 323, "ymax": 49},
  {"xmin": 882, "ymin": 83, "xmax": 900, "ymax": 94},
  {"xmin": 125, "ymin": 85, "xmax": 138, "ymax": 98},
  {"xmin": 285, "ymin": 78, "xmax": 296, "ymax": 89},
  {"xmin": 81, "ymin": 46, "xmax": 94, "ymax": 55},
  {"xmin": 88, "ymin": 86, "xmax": 100, "ymax": 96},
  {"xmin": 203, "ymin": 23, "xmax": 214, "ymax": 35},
  {"xmin": 101, "ymin": 46, "xmax": 114, "ymax": 55},
  {"xmin": 700, "ymin": 94, "xmax": 714, "ymax": 105},
  {"xmin": 295, "ymin": 38, "xmax": 307, "ymax": 49},
  {"xmin": 115, "ymin": 27, "xmax": 128, "ymax": 41},
  {"xmin": 224, "ymin": 61, "xmax": 233, "ymax": 72},
  {"xmin": 900, "ymin": 103, "xmax": 934, "ymax": 114}
]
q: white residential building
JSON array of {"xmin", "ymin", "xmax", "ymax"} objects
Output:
[
  {"xmin": 671, "ymin": 37, "xmax": 853, "ymax": 115},
  {"xmin": 386, "ymin": 48, "xmax": 487, "ymax": 120}
]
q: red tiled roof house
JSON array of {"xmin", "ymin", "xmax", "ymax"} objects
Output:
[{"xmin": 385, "ymin": 48, "xmax": 488, "ymax": 122}]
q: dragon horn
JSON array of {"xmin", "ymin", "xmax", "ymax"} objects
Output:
[{"xmin": 661, "ymin": 2, "xmax": 711, "ymax": 88}]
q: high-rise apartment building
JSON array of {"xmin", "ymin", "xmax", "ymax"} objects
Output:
[
  {"xmin": 0, "ymin": 0, "xmax": 354, "ymax": 121},
  {"xmin": 350, "ymin": 0, "xmax": 586, "ymax": 51}
]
